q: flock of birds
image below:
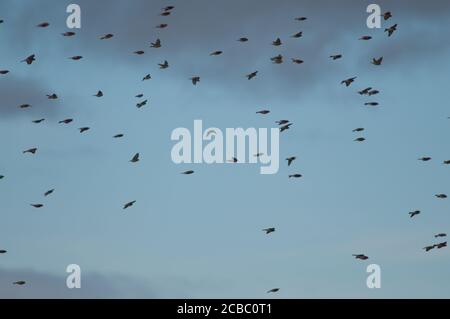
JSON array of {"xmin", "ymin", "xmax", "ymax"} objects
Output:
[{"xmin": 0, "ymin": 6, "xmax": 448, "ymax": 295}]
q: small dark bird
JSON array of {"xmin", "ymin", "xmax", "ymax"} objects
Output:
[
  {"xmin": 272, "ymin": 38, "xmax": 282, "ymax": 46},
  {"xmin": 354, "ymin": 137, "xmax": 366, "ymax": 142},
  {"xmin": 37, "ymin": 22, "xmax": 49, "ymax": 28},
  {"xmin": 280, "ymin": 123, "xmax": 293, "ymax": 132},
  {"xmin": 59, "ymin": 119, "xmax": 73, "ymax": 124},
  {"xmin": 271, "ymin": 54, "xmax": 283, "ymax": 64},
  {"xmin": 423, "ymin": 245, "xmax": 435, "ymax": 252},
  {"xmin": 62, "ymin": 31, "xmax": 76, "ymax": 36},
  {"xmin": 263, "ymin": 228, "xmax": 276, "ymax": 234},
  {"xmin": 32, "ymin": 119, "xmax": 45, "ymax": 124},
  {"xmin": 238, "ymin": 37, "xmax": 248, "ymax": 42},
  {"xmin": 0, "ymin": 175, "xmax": 4, "ymax": 180},
  {"xmin": 69, "ymin": 56, "xmax": 83, "ymax": 60},
  {"xmin": 150, "ymin": 39, "xmax": 161, "ymax": 48},
  {"xmin": 435, "ymin": 233, "xmax": 447, "ymax": 238},
  {"xmin": 94, "ymin": 90, "xmax": 103, "ymax": 97},
  {"xmin": 385, "ymin": 24, "xmax": 397, "ymax": 37},
  {"xmin": 21, "ymin": 54, "xmax": 36, "ymax": 65},
  {"xmin": 409, "ymin": 210, "xmax": 421, "ymax": 218},
  {"xmin": 0, "ymin": 250, "xmax": 6, "ymax": 254},
  {"xmin": 368, "ymin": 90, "xmax": 379, "ymax": 96},
  {"xmin": 289, "ymin": 174, "xmax": 302, "ymax": 178},
  {"xmin": 341, "ymin": 77, "xmax": 357, "ymax": 87},
  {"xmin": 113, "ymin": 134, "xmax": 124, "ymax": 138},
  {"xmin": 31, "ymin": 204, "xmax": 43, "ymax": 208},
  {"xmin": 23, "ymin": 148, "xmax": 38, "ymax": 154},
  {"xmin": 162, "ymin": 6, "xmax": 175, "ymax": 11},
  {"xmin": 100, "ymin": 33, "xmax": 113, "ymax": 40},
  {"xmin": 352, "ymin": 128, "xmax": 364, "ymax": 132},
  {"xmin": 181, "ymin": 170, "xmax": 194, "ymax": 175},
  {"xmin": 136, "ymin": 100, "xmax": 148, "ymax": 108},
  {"xmin": 364, "ymin": 102, "xmax": 379, "ymax": 106},
  {"xmin": 353, "ymin": 254, "xmax": 369, "ymax": 260},
  {"xmin": 286, "ymin": 157, "xmax": 296, "ymax": 166},
  {"xmin": 210, "ymin": 50, "xmax": 223, "ymax": 56},
  {"xmin": 418, "ymin": 157, "xmax": 432, "ymax": 162},
  {"xmin": 79, "ymin": 127, "xmax": 90, "ymax": 133},
  {"xmin": 276, "ymin": 120, "xmax": 290, "ymax": 125},
  {"xmin": 13, "ymin": 281, "xmax": 26, "ymax": 286},
  {"xmin": 358, "ymin": 87, "xmax": 372, "ymax": 95},
  {"xmin": 267, "ymin": 288, "xmax": 280, "ymax": 293},
  {"xmin": 123, "ymin": 201, "xmax": 136, "ymax": 209},
  {"xmin": 135, "ymin": 94, "xmax": 144, "ymax": 98},
  {"xmin": 443, "ymin": 160, "xmax": 450, "ymax": 165},
  {"xmin": 383, "ymin": 11, "xmax": 392, "ymax": 20},
  {"xmin": 359, "ymin": 36, "xmax": 372, "ymax": 40},
  {"xmin": 295, "ymin": 17, "xmax": 307, "ymax": 21},
  {"xmin": 44, "ymin": 189, "xmax": 54, "ymax": 197},
  {"xmin": 191, "ymin": 76, "xmax": 200, "ymax": 85},
  {"xmin": 46, "ymin": 93, "xmax": 58, "ymax": 99},
  {"xmin": 291, "ymin": 31, "xmax": 303, "ymax": 38},
  {"xmin": 227, "ymin": 157, "xmax": 238, "ymax": 163},
  {"xmin": 246, "ymin": 71, "xmax": 258, "ymax": 80},
  {"xmin": 19, "ymin": 104, "xmax": 31, "ymax": 109},
  {"xmin": 435, "ymin": 194, "xmax": 447, "ymax": 199},
  {"xmin": 158, "ymin": 60, "xmax": 169, "ymax": 69},
  {"xmin": 330, "ymin": 54, "xmax": 342, "ymax": 60},
  {"xmin": 156, "ymin": 24, "xmax": 168, "ymax": 29},
  {"xmin": 134, "ymin": 50, "xmax": 145, "ymax": 55},
  {"xmin": 371, "ymin": 57, "xmax": 383, "ymax": 66},
  {"xmin": 436, "ymin": 242, "xmax": 447, "ymax": 249},
  {"xmin": 292, "ymin": 58, "xmax": 304, "ymax": 64},
  {"xmin": 0, "ymin": 70, "xmax": 9, "ymax": 74},
  {"xmin": 0, "ymin": 20, "xmax": 4, "ymax": 24},
  {"xmin": 160, "ymin": 11, "xmax": 171, "ymax": 17},
  {"xmin": 142, "ymin": 74, "xmax": 151, "ymax": 81},
  {"xmin": 130, "ymin": 153, "xmax": 140, "ymax": 163},
  {"xmin": 256, "ymin": 110, "xmax": 270, "ymax": 115}
]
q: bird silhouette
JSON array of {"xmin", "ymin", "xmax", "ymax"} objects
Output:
[
  {"xmin": 130, "ymin": 153, "xmax": 140, "ymax": 163},
  {"xmin": 409, "ymin": 210, "xmax": 421, "ymax": 218},
  {"xmin": 44, "ymin": 189, "xmax": 54, "ymax": 197},
  {"xmin": 150, "ymin": 39, "xmax": 161, "ymax": 48},
  {"xmin": 46, "ymin": 93, "xmax": 58, "ymax": 99},
  {"xmin": 23, "ymin": 148, "xmax": 38, "ymax": 154},
  {"xmin": 62, "ymin": 31, "xmax": 76, "ymax": 36},
  {"xmin": 371, "ymin": 57, "xmax": 383, "ymax": 65},
  {"xmin": 280, "ymin": 123, "xmax": 293, "ymax": 132},
  {"xmin": 246, "ymin": 71, "xmax": 258, "ymax": 80},
  {"xmin": 383, "ymin": 11, "xmax": 392, "ymax": 20},
  {"xmin": 267, "ymin": 288, "xmax": 280, "ymax": 293},
  {"xmin": 341, "ymin": 77, "xmax": 357, "ymax": 87},
  {"xmin": 158, "ymin": 60, "xmax": 169, "ymax": 69},
  {"xmin": 59, "ymin": 119, "xmax": 73, "ymax": 124},
  {"xmin": 238, "ymin": 37, "xmax": 249, "ymax": 42},
  {"xmin": 256, "ymin": 110, "xmax": 270, "ymax": 115},
  {"xmin": 330, "ymin": 54, "xmax": 342, "ymax": 60},
  {"xmin": 289, "ymin": 174, "xmax": 302, "ymax": 178},
  {"xmin": 272, "ymin": 38, "xmax": 282, "ymax": 46},
  {"xmin": 69, "ymin": 56, "xmax": 83, "ymax": 60},
  {"xmin": 30, "ymin": 204, "xmax": 43, "ymax": 208},
  {"xmin": 123, "ymin": 201, "xmax": 136, "ymax": 209},
  {"xmin": 210, "ymin": 50, "xmax": 223, "ymax": 56},
  {"xmin": 0, "ymin": 70, "xmax": 9, "ymax": 75},
  {"xmin": 100, "ymin": 33, "xmax": 113, "ymax": 40},
  {"xmin": 113, "ymin": 134, "xmax": 124, "ymax": 138},
  {"xmin": 79, "ymin": 127, "xmax": 90, "ymax": 133},
  {"xmin": 286, "ymin": 157, "xmax": 296, "ymax": 166},
  {"xmin": 21, "ymin": 54, "xmax": 36, "ymax": 65},
  {"xmin": 181, "ymin": 170, "xmax": 194, "ymax": 175},
  {"xmin": 359, "ymin": 36, "xmax": 372, "ymax": 40},
  {"xmin": 292, "ymin": 58, "xmax": 304, "ymax": 64},
  {"xmin": 13, "ymin": 281, "xmax": 26, "ymax": 286},
  {"xmin": 435, "ymin": 194, "xmax": 447, "ymax": 199},
  {"xmin": 353, "ymin": 254, "xmax": 369, "ymax": 260},
  {"xmin": 291, "ymin": 31, "xmax": 303, "ymax": 38},
  {"xmin": 190, "ymin": 76, "xmax": 200, "ymax": 85},
  {"xmin": 32, "ymin": 119, "xmax": 45, "ymax": 124},
  {"xmin": 385, "ymin": 24, "xmax": 397, "ymax": 37},
  {"xmin": 263, "ymin": 228, "xmax": 275, "ymax": 234},
  {"xmin": 354, "ymin": 137, "xmax": 366, "ymax": 142},
  {"xmin": 136, "ymin": 100, "xmax": 148, "ymax": 108}
]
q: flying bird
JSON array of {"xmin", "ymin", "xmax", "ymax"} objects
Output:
[
  {"xmin": 330, "ymin": 54, "xmax": 342, "ymax": 60},
  {"xmin": 158, "ymin": 60, "xmax": 169, "ymax": 69},
  {"xmin": 286, "ymin": 157, "xmax": 296, "ymax": 166},
  {"xmin": 271, "ymin": 54, "xmax": 283, "ymax": 64},
  {"xmin": 272, "ymin": 38, "xmax": 282, "ymax": 46},
  {"xmin": 136, "ymin": 100, "xmax": 148, "ymax": 108},
  {"xmin": 295, "ymin": 17, "xmax": 307, "ymax": 21},
  {"xmin": 353, "ymin": 254, "xmax": 369, "ymax": 260},
  {"xmin": 341, "ymin": 77, "xmax": 357, "ymax": 87},
  {"xmin": 123, "ymin": 201, "xmax": 136, "ymax": 209},
  {"xmin": 435, "ymin": 194, "xmax": 447, "ymax": 199},
  {"xmin": 142, "ymin": 74, "xmax": 151, "ymax": 81},
  {"xmin": 291, "ymin": 31, "xmax": 303, "ymax": 38},
  {"xmin": 46, "ymin": 93, "xmax": 58, "ymax": 99},
  {"xmin": 263, "ymin": 228, "xmax": 275, "ymax": 234},
  {"xmin": 160, "ymin": 11, "xmax": 171, "ymax": 17},
  {"xmin": 385, "ymin": 24, "xmax": 398, "ymax": 37},
  {"xmin": 358, "ymin": 88, "xmax": 372, "ymax": 95},
  {"xmin": 246, "ymin": 71, "xmax": 258, "ymax": 80},
  {"xmin": 210, "ymin": 50, "xmax": 223, "ymax": 56},
  {"xmin": 37, "ymin": 22, "xmax": 49, "ymax": 28},
  {"xmin": 21, "ymin": 54, "xmax": 36, "ymax": 65},
  {"xmin": 0, "ymin": 249, "xmax": 6, "ymax": 254},
  {"xmin": 150, "ymin": 39, "xmax": 161, "ymax": 48},
  {"xmin": 276, "ymin": 120, "xmax": 290, "ymax": 125},
  {"xmin": 100, "ymin": 33, "xmax": 113, "ymax": 40},
  {"xmin": 79, "ymin": 127, "xmax": 90, "ymax": 133},
  {"xmin": 32, "ymin": 119, "xmax": 45, "ymax": 124},
  {"xmin": 13, "ymin": 281, "xmax": 26, "ymax": 286},
  {"xmin": 435, "ymin": 233, "xmax": 447, "ymax": 238},
  {"xmin": 423, "ymin": 245, "xmax": 435, "ymax": 252},
  {"xmin": 409, "ymin": 210, "xmax": 421, "ymax": 218},
  {"xmin": 418, "ymin": 157, "xmax": 432, "ymax": 162},
  {"xmin": 267, "ymin": 288, "xmax": 280, "ymax": 293},
  {"xmin": 352, "ymin": 128, "xmax": 364, "ymax": 132},
  {"xmin": 359, "ymin": 36, "xmax": 372, "ymax": 40},
  {"xmin": 113, "ymin": 134, "xmax": 124, "ymax": 138},
  {"xmin": 0, "ymin": 70, "xmax": 9, "ymax": 74},
  {"xmin": 69, "ymin": 56, "xmax": 83, "ymax": 60},
  {"xmin": 227, "ymin": 157, "xmax": 238, "ymax": 163},
  {"xmin": 256, "ymin": 110, "xmax": 270, "ymax": 115},
  {"xmin": 18, "ymin": 104, "xmax": 31, "ymax": 109},
  {"xmin": 44, "ymin": 189, "xmax": 54, "ymax": 197},
  {"xmin": 156, "ymin": 24, "xmax": 168, "ymax": 29},
  {"xmin": 190, "ymin": 76, "xmax": 200, "ymax": 85},
  {"xmin": 135, "ymin": 94, "xmax": 144, "ymax": 98},
  {"xmin": 134, "ymin": 50, "xmax": 145, "ymax": 55},
  {"xmin": 181, "ymin": 170, "xmax": 194, "ymax": 175},
  {"xmin": 238, "ymin": 37, "xmax": 248, "ymax": 42},
  {"xmin": 130, "ymin": 153, "xmax": 140, "ymax": 163},
  {"xmin": 368, "ymin": 90, "xmax": 379, "ymax": 96},
  {"xmin": 443, "ymin": 160, "xmax": 450, "ymax": 165},
  {"xmin": 383, "ymin": 11, "xmax": 392, "ymax": 20},
  {"xmin": 371, "ymin": 57, "xmax": 383, "ymax": 65},
  {"xmin": 354, "ymin": 137, "xmax": 366, "ymax": 142},
  {"xmin": 162, "ymin": 6, "xmax": 175, "ymax": 11},
  {"xmin": 59, "ymin": 119, "xmax": 73, "ymax": 124},
  {"xmin": 23, "ymin": 148, "xmax": 37, "ymax": 154},
  {"xmin": 62, "ymin": 31, "xmax": 76, "ymax": 36},
  {"xmin": 289, "ymin": 174, "xmax": 302, "ymax": 178},
  {"xmin": 292, "ymin": 58, "xmax": 304, "ymax": 64},
  {"xmin": 280, "ymin": 123, "xmax": 293, "ymax": 132},
  {"xmin": 94, "ymin": 90, "xmax": 103, "ymax": 97},
  {"xmin": 436, "ymin": 242, "xmax": 447, "ymax": 249},
  {"xmin": 30, "ymin": 204, "xmax": 43, "ymax": 208},
  {"xmin": 364, "ymin": 102, "xmax": 379, "ymax": 106}
]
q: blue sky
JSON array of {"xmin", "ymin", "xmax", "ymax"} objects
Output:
[{"xmin": 1, "ymin": 0, "xmax": 450, "ymax": 298}]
